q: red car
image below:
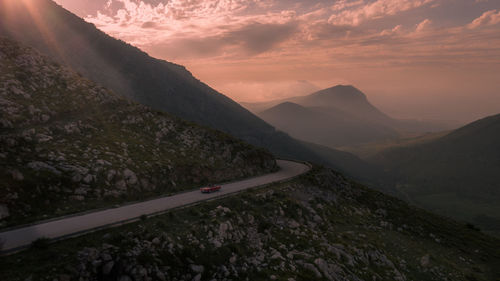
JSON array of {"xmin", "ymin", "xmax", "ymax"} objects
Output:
[{"xmin": 200, "ymin": 185, "xmax": 222, "ymax": 193}]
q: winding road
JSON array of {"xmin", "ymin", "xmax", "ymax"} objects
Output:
[{"xmin": 0, "ymin": 160, "xmax": 310, "ymax": 254}]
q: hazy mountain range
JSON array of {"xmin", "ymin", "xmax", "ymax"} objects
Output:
[
  {"xmin": 246, "ymin": 84, "xmax": 500, "ymax": 235},
  {"xmin": 244, "ymin": 85, "xmax": 454, "ymax": 148}
]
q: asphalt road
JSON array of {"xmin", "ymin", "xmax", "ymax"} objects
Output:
[{"xmin": 0, "ymin": 159, "xmax": 310, "ymax": 253}]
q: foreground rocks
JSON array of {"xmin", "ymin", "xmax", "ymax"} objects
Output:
[{"xmin": 2, "ymin": 167, "xmax": 498, "ymax": 281}]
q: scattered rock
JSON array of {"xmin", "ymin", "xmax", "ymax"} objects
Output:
[
  {"xmin": 190, "ymin": 264, "xmax": 204, "ymax": 273},
  {"xmin": 303, "ymin": 263, "xmax": 322, "ymax": 278},
  {"xmin": 119, "ymin": 275, "xmax": 132, "ymax": 281},
  {"xmin": 11, "ymin": 170, "xmax": 24, "ymax": 181},
  {"xmin": 123, "ymin": 169, "xmax": 137, "ymax": 185},
  {"xmin": 420, "ymin": 254, "xmax": 430, "ymax": 267},
  {"xmin": 102, "ymin": 261, "xmax": 114, "ymax": 275},
  {"xmin": 0, "ymin": 204, "xmax": 10, "ymax": 220}
]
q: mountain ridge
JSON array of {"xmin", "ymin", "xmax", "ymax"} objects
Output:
[{"xmin": 0, "ymin": 36, "xmax": 277, "ymax": 228}]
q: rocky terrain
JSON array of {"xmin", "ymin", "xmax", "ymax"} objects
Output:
[
  {"xmin": 0, "ymin": 38, "xmax": 276, "ymax": 228},
  {"xmin": 1, "ymin": 166, "xmax": 499, "ymax": 281}
]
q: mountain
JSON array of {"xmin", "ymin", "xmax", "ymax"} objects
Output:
[
  {"xmin": 0, "ymin": 37, "xmax": 276, "ymax": 228},
  {"xmin": 370, "ymin": 113, "xmax": 500, "ymax": 235},
  {"xmin": 2, "ymin": 166, "xmax": 499, "ymax": 280},
  {"xmin": 247, "ymin": 85, "xmax": 454, "ymax": 148},
  {"xmin": 244, "ymin": 85, "xmax": 392, "ymax": 121},
  {"xmin": 0, "ymin": 0, "xmax": 270, "ymax": 138},
  {"xmin": 260, "ymin": 101, "xmax": 399, "ymax": 147},
  {"xmin": 288, "ymin": 85, "xmax": 395, "ymax": 125},
  {"xmin": 0, "ymin": 0, "xmax": 375, "ymax": 181}
]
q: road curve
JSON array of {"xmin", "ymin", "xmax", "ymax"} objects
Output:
[{"xmin": 0, "ymin": 160, "xmax": 310, "ymax": 254}]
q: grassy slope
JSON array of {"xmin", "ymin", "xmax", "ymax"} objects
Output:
[
  {"xmin": 369, "ymin": 114, "xmax": 500, "ymax": 235},
  {"xmin": 338, "ymin": 130, "xmax": 450, "ymax": 160},
  {"xmin": 1, "ymin": 166, "xmax": 498, "ymax": 281},
  {"xmin": 0, "ymin": 37, "xmax": 276, "ymax": 228}
]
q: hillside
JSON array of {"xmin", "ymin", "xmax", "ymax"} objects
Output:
[
  {"xmin": 0, "ymin": 0, "xmax": 376, "ymax": 182},
  {"xmin": 0, "ymin": 0, "xmax": 271, "ymax": 137},
  {"xmin": 370, "ymin": 114, "xmax": 500, "ymax": 235},
  {"xmin": 260, "ymin": 101, "xmax": 399, "ymax": 147},
  {"xmin": 0, "ymin": 37, "xmax": 277, "ymax": 228},
  {"xmin": 1, "ymin": 166, "xmax": 499, "ymax": 280}
]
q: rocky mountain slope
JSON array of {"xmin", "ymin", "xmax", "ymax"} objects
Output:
[
  {"xmin": 0, "ymin": 0, "xmax": 375, "ymax": 181},
  {"xmin": 1, "ymin": 166, "xmax": 499, "ymax": 281},
  {"xmin": 0, "ymin": 37, "xmax": 276, "ymax": 228},
  {"xmin": 370, "ymin": 113, "xmax": 500, "ymax": 236}
]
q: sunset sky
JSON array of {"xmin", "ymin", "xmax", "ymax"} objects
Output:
[{"xmin": 53, "ymin": 0, "xmax": 500, "ymax": 123}]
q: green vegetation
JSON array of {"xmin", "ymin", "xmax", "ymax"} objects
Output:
[
  {"xmin": 338, "ymin": 130, "xmax": 450, "ymax": 160},
  {"xmin": 370, "ymin": 114, "xmax": 500, "ymax": 236}
]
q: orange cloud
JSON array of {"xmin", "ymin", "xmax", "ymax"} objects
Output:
[
  {"xmin": 468, "ymin": 9, "xmax": 500, "ymax": 29},
  {"xmin": 328, "ymin": 0, "xmax": 437, "ymax": 26}
]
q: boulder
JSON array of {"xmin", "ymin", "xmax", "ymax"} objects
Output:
[
  {"xmin": 303, "ymin": 263, "xmax": 322, "ymax": 278},
  {"xmin": 0, "ymin": 204, "xmax": 10, "ymax": 219},
  {"xmin": 102, "ymin": 261, "xmax": 114, "ymax": 275},
  {"xmin": 123, "ymin": 169, "xmax": 138, "ymax": 185},
  {"xmin": 11, "ymin": 170, "xmax": 24, "ymax": 181},
  {"xmin": 420, "ymin": 254, "xmax": 430, "ymax": 267},
  {"xmin": 190, "ymin": 264, "xmax": 204, "ymax": 273}
]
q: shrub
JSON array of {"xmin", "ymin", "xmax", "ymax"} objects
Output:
[{"xmin": 30, "ymin": 237, "xmax": 50, "ymax": 250}]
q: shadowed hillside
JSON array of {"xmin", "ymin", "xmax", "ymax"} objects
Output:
[
  {"xmin": 0, "ymin": 37, "xmax": 277, "ymax": 228},
  {"xmin": 370, "ymin": 113, "xmax": 500, "ymax": 235}
]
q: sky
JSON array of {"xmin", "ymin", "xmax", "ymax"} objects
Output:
[{"xmin": 53, "ymin": 0, "xmax": 500, "ymax": 123}]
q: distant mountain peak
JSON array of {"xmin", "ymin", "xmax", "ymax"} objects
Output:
[
  {"xmin": 262, "ymin": 102, "xmax": 312, "ymax": 116},
  {"xmin": 313, "ymin": 85, "xmax": 367, "ymax": 100},
  {"xmin": 273, "ymin": 101, "xmax": 305, "ymax": 109}
]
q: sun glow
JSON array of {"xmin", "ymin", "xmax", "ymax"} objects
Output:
[{"xmin": 1, "ymin": 0, "xmax": 67, "ymax": 64}]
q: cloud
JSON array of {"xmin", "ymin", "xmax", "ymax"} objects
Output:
[
  {"xmin": 141, "ymin": 21, "xmax": 157, "ymax": 28},
  {"xmin": 82, "ymin": 0, "xmax": 500, "ymax": 72},
  {"xmin": 220, "ymin": 80, "xmax": 321, "ymax": 102},
  {"xmin": 380, "ymin": 24, "xmax": 403, "ymax": 36},
  {"xmin": 415, "ymin": 18, "xmax": 432, "ymax": 32},
  {"xmin": 328, "ymin": 0, "xmax": 437, "ymax": 26},
  {"xmin": 468, "ymin": 9, "xmax": 500, "ymax": 29},
  {"xmin": 227, "ymin": 22, "xmax": 298, "ymax": 54},
  {"xmin": 146, "ymin": 21, "xmax": 298, "ymax": 59}
]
